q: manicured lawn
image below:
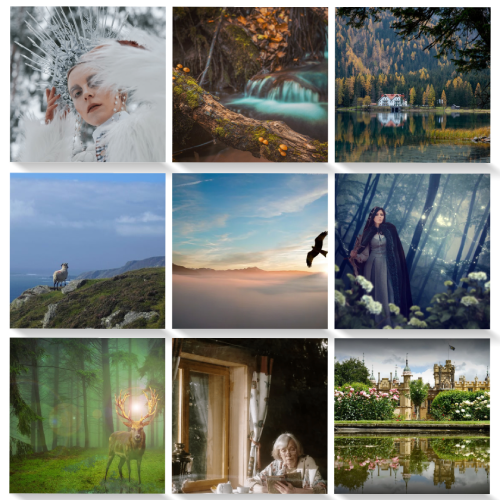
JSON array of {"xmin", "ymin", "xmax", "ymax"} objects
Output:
[
  {"xmin": 335, "ymin": 420, "xmax": 489, "ymax": 425},
  {"xmin": 10, "ymin": 447, "xmax": 165, "ymax": 493}
]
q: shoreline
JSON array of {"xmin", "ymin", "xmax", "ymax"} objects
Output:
[
  {"xmin": 336, "ymin": 107, "xmax": 490, "ymax": 114},
  {"xmin": 335, "ymin": 422, "xmax": 489, "ymax": 434}
]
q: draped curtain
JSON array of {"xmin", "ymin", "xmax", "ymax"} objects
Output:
[
  {"xmin": 247, "ymin": 356, "xmax": 274, "ymax": 477},
  {"xmin": 172, "ymin": 338, "xmax": 183, "ymax": 381}
]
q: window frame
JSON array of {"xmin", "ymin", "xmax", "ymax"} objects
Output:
[{"xmin": 176, "ymin": 358, "xmax": 230, "ymax": 493}]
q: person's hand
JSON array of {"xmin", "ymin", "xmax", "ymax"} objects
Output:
[
  {"xmin": 350, "ymin": 249, "xmax": 357, "ymax": 259},
  {"xmin": 275, "ymin": 481, "xmax": 296, "ymax": 494},
  {"xmin": 45, "ymin": 86, "xmax": 61, "ymax": 124}
]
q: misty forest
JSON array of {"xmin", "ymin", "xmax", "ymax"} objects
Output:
[
  {"xmin": 10, "ymin": 338, "xmax": 165, "ymax": 493},
  {"xmin": 335, "ymin": 174, "xmax": 490, "ymax": 329},
  {"xmin": 173, "ymin": 7, "xmax": 328, "ymax": 162}
]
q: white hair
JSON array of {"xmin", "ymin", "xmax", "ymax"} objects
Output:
[{"xmin": 271, "ymin": 433, "xmax": 304, "ymax": 461}]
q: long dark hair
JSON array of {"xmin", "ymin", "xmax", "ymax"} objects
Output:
[{"xmin": 362, "ymin": 206, "xmax": 386, "ymax": 233}]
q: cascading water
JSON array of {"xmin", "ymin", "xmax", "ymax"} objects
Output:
[{"xmin": 222, "ymin": 62, "xmax": 328, "ymax": 141}]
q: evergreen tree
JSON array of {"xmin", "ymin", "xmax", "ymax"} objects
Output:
[
  {"xmin": 428, "ymin": 84, "xmax": 436, "ymax": 106},
  {"xmin": 441, "ymin": 89, "xmax": 447, "ymax": 107},
  {"xmin": 410, "ymin": 87, "xmax": 416, "ymax": 105}
]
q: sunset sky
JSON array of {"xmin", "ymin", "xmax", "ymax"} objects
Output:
[{"xmin": 173, "ymin": 174, "xmax": 328, "ymax": 271}]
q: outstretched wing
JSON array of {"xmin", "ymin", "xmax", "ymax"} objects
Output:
[
  {"xmin": 307, "ymin": 250, "xmax": 319, "ymax": 268},
  {"xmin": 314, "ymin": 231, "xmax": 328, "ymax": 249}
]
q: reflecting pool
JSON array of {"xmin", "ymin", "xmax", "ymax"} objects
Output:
[
  {"xmin": 335, "ymin": 435, "xmax": 489, "ymax": 494},
  {"xmin": 335, "ymin": 111, "xmax": 490, "ymax": 163}
]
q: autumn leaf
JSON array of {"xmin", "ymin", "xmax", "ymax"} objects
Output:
[
  {"xmin": 257, "ymin": 18, "xmax": 265, "ymax": 24},
  {"xmin": 277, "ymin": 51, "xmax": 286, "ymax": 58},
  {"xmin": 237, "ymin": 15, "xmax": 247, "ymax": 25},
  {"xmin": 208, "ymin": 20, "xmax": 214, "ymax": 23},
  {"xmin": 268, "ymin": 42, "xmax": 280, "ymax": 50}
]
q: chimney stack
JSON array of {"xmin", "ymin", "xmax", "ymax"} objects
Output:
[{"xmin": 378, "ymin": 372, "xmax": 380, "ymax": 383}]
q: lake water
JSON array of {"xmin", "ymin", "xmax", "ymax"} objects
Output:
[
  {"xmin": 335, "ymin": 111, "xmax": 490, "ymax": 162},
  {"xmin": 335, "ymin": 435, "xmax": 489, "ymax": 494},
  {"xmin": 10, "ymin": 273, "xmax": 80, "ymax": 303}
]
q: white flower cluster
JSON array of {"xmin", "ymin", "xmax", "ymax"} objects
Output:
[
  {"xmin": 408, "ymin": 317, "xmax": 428, "ymax": 328},
  {"xmin": 389, "ymin": 303, "xmax": 400, "ymax": 315},
  {"xmin": 335, "ymin": 290, "xmax": 346, "ymax": 307},
  {"xmin": 485, "ymin": 281, "xmax": 490, "ymax": 292},
  {"xmin": 360, "ymin": 295, "xmax": 383, "ymax": 315},
  {"xmin": 468, "ymin": 272, "xmax": 488, "ymax": 281},
  {"xmin": 460, "ymin": 296, "xmax": 479, "ymax": 307},
  {"xmin": 356, "ymin": 276, "xmax": 374, "ymax": 293}
]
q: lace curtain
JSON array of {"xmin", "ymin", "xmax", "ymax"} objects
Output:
[{"xmin": 247, "ymin": 356, "xmax": 274, "ymax": 477}]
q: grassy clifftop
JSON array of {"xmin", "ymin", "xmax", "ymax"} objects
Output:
[{"xmin": 11, "ymin": 268, "xmax": 165, "ymax": 329}]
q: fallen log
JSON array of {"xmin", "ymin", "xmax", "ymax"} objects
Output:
[{"xmin": 172, "ymin": 70, "xmax": 328, "ymax": 162}]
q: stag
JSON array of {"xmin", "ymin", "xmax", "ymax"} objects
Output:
[{"xmin": 104, "ymin": 387, "xmax": 159, "ymax": 484}]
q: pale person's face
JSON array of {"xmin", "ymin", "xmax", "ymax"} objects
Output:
[
  {"xmin": 67, "ymin": 64, "xmax": 122, "ymax": 127},
  {"xmin": 279, "ymin": 440, "xmax": 298, "ymax": 468},
  {"xmin": 374, "ymin": 210, "xmax": 385, "ymax": 226}
]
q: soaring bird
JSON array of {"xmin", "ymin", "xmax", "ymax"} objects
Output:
[{"xmin": 307, "ymin": 231, "xmax": 328, "ymax": 268}]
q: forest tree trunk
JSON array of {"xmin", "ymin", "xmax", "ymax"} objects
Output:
[
  {"xmin": 410, "ymin": 174, "xmax": 451, "ymax": 280},
  {"xmin": 173, "ymin": 73, "xmax": 327, "ymax": 162},
  {"xmin": 406, "ymin": 174, "xmax": 441, "ymax": 274},
  {"xmin": 31, "ymin": 366, "xmax": 36, "ymax": 452},
  {"xmin": 397, "ymin": 176, "xmax": 425, "ymax": 234},
  {"xmin": 32, "ymin": 349, "xmax": 48, "ymax": 453},
  {"xmin": 101, "ymin": 339, "xmax": 114, "ymax": 448},
  {"xmin": 52, "ymin": 342, "xmax": 60, "ymax": 450},
  {"xmin": 383, "ymin": 174, "xmax": 400, "ymax": 210},
  {"xmin": 459, "ymin": 201, "xmax": 490, "ymax": 278},
  {"xmin": 199, "ymin": 10, "xmax": 225, "ymax": 87},
  {"xmin": 462, "ymin": 213, "xmax": 490, "ymax": 284},
  {"xmin": 80, "ymin": 356, "xmax": 89, "ymax": 449},
  {"xmin": 115, "ymin": 339, "xmax": 119, "ymax": 432},
  {"xmin": 450, "ymin": 175, "xmax": 483, "ymax": 287}
]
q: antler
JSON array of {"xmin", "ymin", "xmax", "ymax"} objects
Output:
[
  {"xmin": 115, "ymin": 390, "xmax": 133, "ymax": 425},
  {"xmin": 139, "ymin": 387, "xmax": 160, "ymax": 426}
]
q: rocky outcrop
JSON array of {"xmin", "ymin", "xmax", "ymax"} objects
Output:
[
  {"xmin": 61, "ymin": 279, "xmax": 87, "ymax": 294},
  {"xmin": 11, "ymin": 285, "xmax": 52, "ymax": 310},
  {"xmin": 43, "ymin": 303, "xmax": 59, "ymax": 328},
  {"xmin": 101, "ymin": 310, "xmax": 160, "ymax": 329}
]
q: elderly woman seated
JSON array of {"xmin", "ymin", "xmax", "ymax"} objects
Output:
[{"xmin": 247, "ymin": 433, "xmax": 326, "ymax": 494}]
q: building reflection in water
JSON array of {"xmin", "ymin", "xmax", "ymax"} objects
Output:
[
  {"xmin": 335, "ymin": 436, "xmax": 490, "ymax": 493},
  {"xmin": 376, "ymin": 112, "xmax": 408, "ymax": 127}
]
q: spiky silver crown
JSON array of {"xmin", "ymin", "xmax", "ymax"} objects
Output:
[{"xmin": 15, "ymin": 7, "xmax": 129, "ymax": 110}]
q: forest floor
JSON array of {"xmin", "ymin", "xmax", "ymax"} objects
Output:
[{"xmin": 10, "ymin": 447, "xmax": 165, "ymax": 493}]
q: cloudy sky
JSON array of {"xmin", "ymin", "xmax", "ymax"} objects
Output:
[
  {"xmin": 173, "ymin": 174, "xmax": 328, "ymax": 271},
  {"xmin": 335, "ymin": 338, "xmax": 490, "ymax": 387},
  {"xmin": 11, "ymin": 174, "xmax": 165, "ymax": 274}
]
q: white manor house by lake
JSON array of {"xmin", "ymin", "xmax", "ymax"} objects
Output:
[{"xmin": 377, "ymin": 93, "xmax": 408, "ymax": 108}]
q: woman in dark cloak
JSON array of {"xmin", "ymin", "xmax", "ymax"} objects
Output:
[{"xmin": 349, "ymin": 207, "xmax": 413, "ymax": 326}]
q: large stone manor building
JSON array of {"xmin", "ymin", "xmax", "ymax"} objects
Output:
[{"xmin": 366, "ymin": 356, "xmax": 490, "ymax": 420}]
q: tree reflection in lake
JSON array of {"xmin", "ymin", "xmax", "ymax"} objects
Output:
[
  {"xmin": 336, "ymin": 111, "xmax": 490, "ymax": 162},
  {"xmin": 335, "ymin": 436, "xmax": 489, "ymax": 494}
]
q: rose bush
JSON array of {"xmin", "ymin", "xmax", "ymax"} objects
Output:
[
  {"xmin": 334, "ymin": 385, "xmax": 400, "ymax": 420},
  {"xmin": 430, "ymin": 390, "xmax": 489, "ymax": 421}
]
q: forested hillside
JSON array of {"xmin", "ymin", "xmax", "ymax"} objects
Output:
[{"xmin": 335, "ymin": 11, "xmax": 490, "ymax": 108}]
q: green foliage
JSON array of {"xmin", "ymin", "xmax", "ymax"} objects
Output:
[
  {"xmin": 337, "ymin": 382, "xmax": 370, "ymax": 394},
  {"xmin": 223, "ymin": 25, "xmax": 260, "ymax": 84},
  {"xmin": 431, "ymin": 390, "xmax": 490, "ymax": 421},
  {"xmin": 410, "ymin": 379, "xmax": 429, "ymax": 418},
  {"xmin": 10, "ymin": 437, "xmax": 33, "ymax": 461},
  {"xmin": 10, "ymin": 268, "xmax": 165, "ymax": 329},
  {"xmin": 335, "ymin": 357, "xmax": 370, "ymax": 386},
  {"xmin": 9, "ymin": 447, "xmax": 165, "ymax": 493},
  {"xmin": 10, "ymin": 339, "xmax": 44, "ymax": 436},
  {"xmin": 428, "ymin": 437, "xmax": 490, "ymax": 461},
  {"xmin": 335, "ymin": 274, "xmax": 490, "ymax": 329}
]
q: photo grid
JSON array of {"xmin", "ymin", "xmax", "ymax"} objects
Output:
[{"xmin": 6, "ymin": 4, "xmax": 495, "ymax": 497}]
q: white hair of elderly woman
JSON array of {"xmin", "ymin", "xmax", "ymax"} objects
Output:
[{"xmin": 271, "ymin": 433, "xmax": 304, "ymax": 461}]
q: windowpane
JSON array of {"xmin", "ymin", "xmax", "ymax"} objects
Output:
[{"xmin": 188, "ymin": 371, "xmax": 225, "ymax": 481}]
